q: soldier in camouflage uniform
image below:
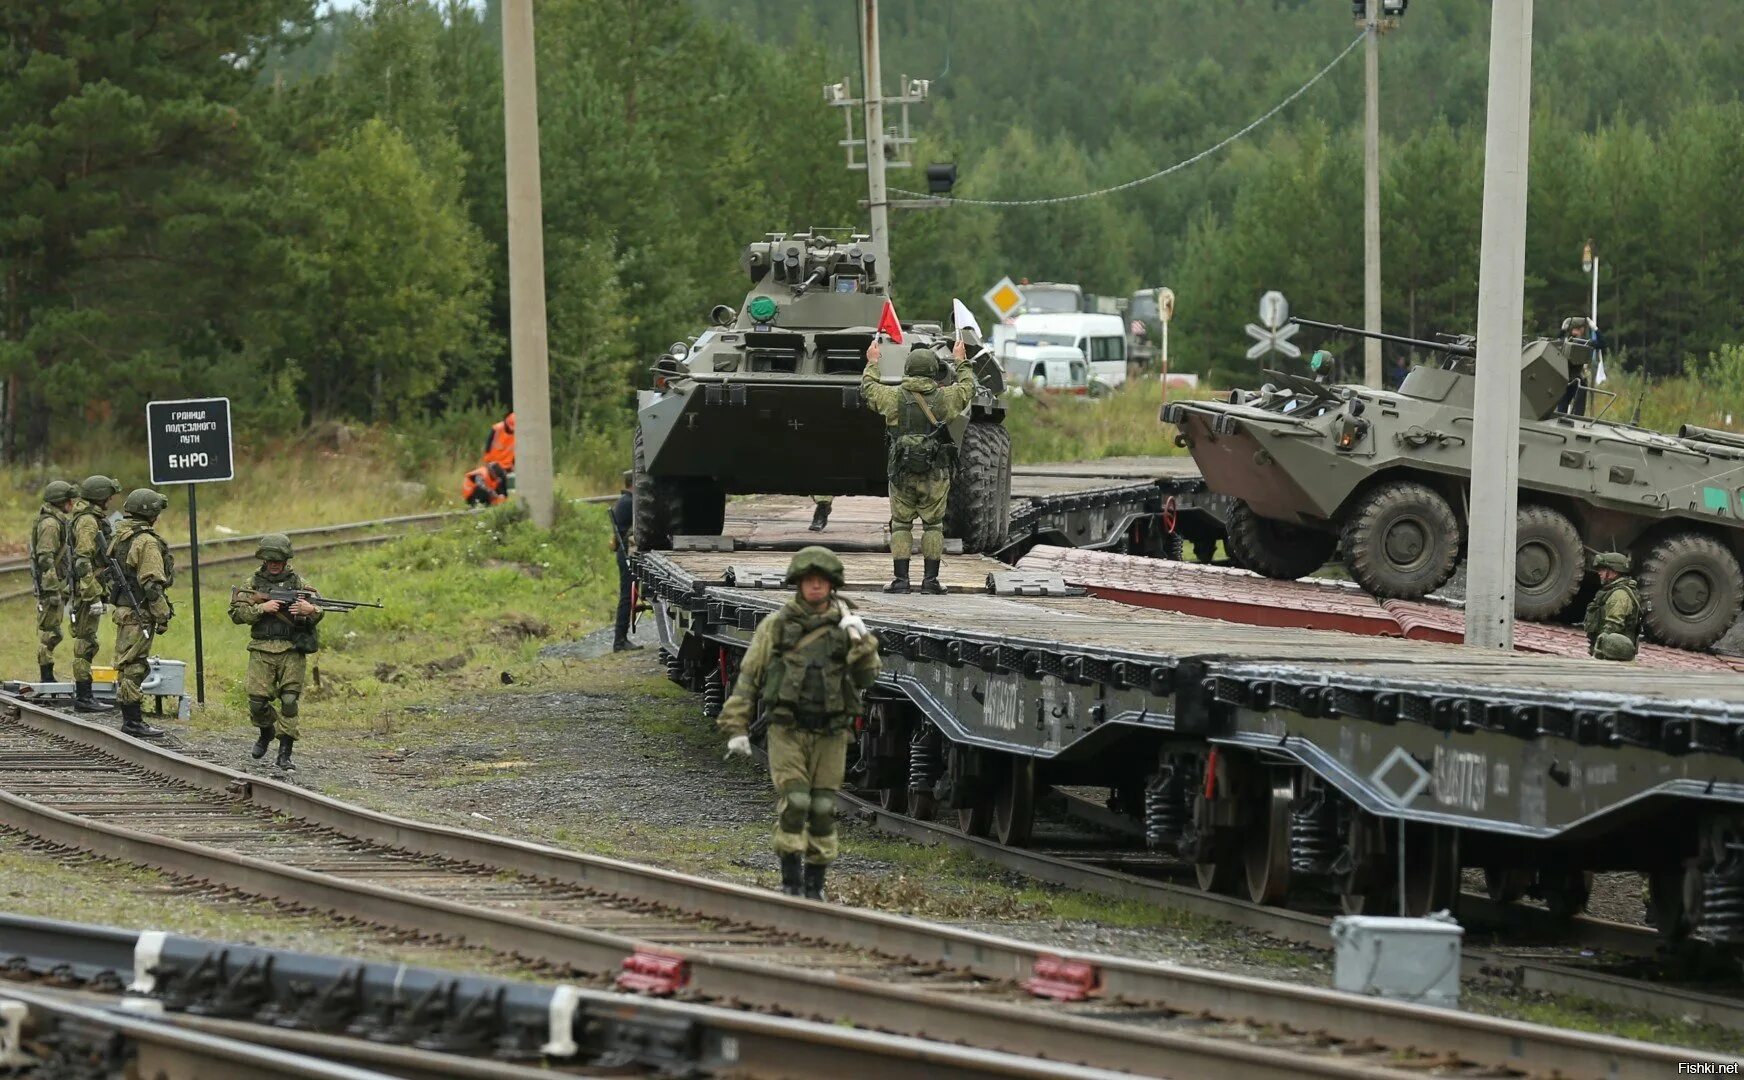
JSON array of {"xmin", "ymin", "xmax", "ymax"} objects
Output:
[
  {"xmin": 719, "ymin": 546, "xmax": 881, "ymax": 900},
  {"xmin": 106, "ymin": 489, "xmax": 171, "ymax": 738},
  {"xmin": 66, "ymin": 476, "xmax": 123, "ymax": 712},
  {"xmin": 227, "ymin": 533, "xmax": 322, "ymax": 771},
  {"xmin": 29, "ymin": 480, "xmax": 78, "ymax": 683},
  {"xmin": 1584, "ymin": 551, "xmax": 1641, "ymax": 661},
  {"xmin": 861, "ymin": 340, "xmax": 976, "ymax": 593}
]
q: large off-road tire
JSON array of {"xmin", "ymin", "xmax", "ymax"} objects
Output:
[
  {"xmin": 1223, "ymin": 501, "xmax": 1335, "ymax": 580},
  {"xmin": 632, "ymin": 427, "xmax": 680, "ymax": 551},
  {"xmin": 1639, "ymin": 532, "xmax": 1744, "ymax": 650},
  {"xmin": 680, "ymin": 478, "xmax": 726, "ymax": 537},
  {"xmin": 1513, "ymin": 504, "xmax": 1585, "ymax": 621},
  {"xmin": 946, "ymin": 420, "xmax": 1012, "ymax": 554},
  {"xmin": 1340, "ymin": 480, "xmax": 1461, "ymax": 599}
]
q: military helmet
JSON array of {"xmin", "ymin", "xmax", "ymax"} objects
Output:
[
  {"xmin": 122, "ymin": 488, "xmax": 168, "ymax": 520},
  {"xmin": 904, "ymin": 347, "xmax": 939, "ymax": 377},
  {"xmin": 255, "ymin": 533, "xmax": 293, "ymax": 561},
  {"xmin": 1594, "ymin": 632, "xmax": 1638, "ymax": 661},
  {"xmin": 1310, "ymin": 349, "xmax": 1332, "ymax": 371},
  {"xmin": 79, "ymin": 475, "xmax": 121, "ymax": 503},
  {"xmin": 1593, "ymin": 551, "xmax": 1631, "ymax": 573},
  {"xmin": 785, "ymin": 545, "xmax": 845, "ymax": 588},
  {"xmin": 41, "ymin": 479, "xmax": 78, "ymax": 504}
]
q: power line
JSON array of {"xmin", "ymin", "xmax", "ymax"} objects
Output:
[{"xmin": 893, "ymin": 33, "xmax": 1364, "ymax": 208}]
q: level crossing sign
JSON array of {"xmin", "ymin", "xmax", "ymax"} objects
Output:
[
  {"xmin": 1244, "ymin": 290, "xmax": 1301, "ymax": 361},
  {"xmin": 146, "ymin": 397, "xmax": 234, "ymax": 485}
]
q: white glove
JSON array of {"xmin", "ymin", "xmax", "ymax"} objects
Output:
[
  {"xmin": 88, "ymin": 601, "xmax": 106, "ymax": 616},
  {"xmin": 724, "ymin": 735, "xmax": 751, "ymax": 760},
  {"xmin": 839, "ymin": 611, "xmax": 868, "ymax": 642}
]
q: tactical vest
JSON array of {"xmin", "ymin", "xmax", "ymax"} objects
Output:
[
  {"xmin": 28, "ymin": 508, "xmax": 71, "ymax": 585},
  {"xmin": 68, "ymin": 507, "xmax": 113, "ymax": 585},
  {"xmin": 761, "ymin": 604, "xmax": 859, "ymax": 729},
  {"xmin": 1583, "ymin": 578, "xmax": 1641, "ymax": 647},
  {"xmin": 248, "ymin": 570, "xmax": 320, "ymax": 653},
  {"xmin": 888, "ymin": 384, "xmax": 952, "ymax": 476},
  {"xmin": 109, "ymin": 524, "xmax": 174, "ymax": 607}
]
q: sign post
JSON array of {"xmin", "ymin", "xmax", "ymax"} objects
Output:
[
  {"xmin": 1157, "ymin": 287, "xmax": 1176, "ymax": 403},
  {"xmin": 145, "ymin": 397, "xmax": 235, "ymax": 705}
]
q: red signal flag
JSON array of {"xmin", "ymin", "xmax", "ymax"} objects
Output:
[{"xmin": 877, "ymin": 300, "xmax": 904, "ymax": 344}]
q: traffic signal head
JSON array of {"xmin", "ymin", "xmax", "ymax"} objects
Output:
[{"xmin": 925, "ymin": 162, "xmax": 957, "ymax": 196}]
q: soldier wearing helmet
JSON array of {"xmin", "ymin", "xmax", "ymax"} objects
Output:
[
  {"xmin": 861, "ymin": 339, "xmax": 976, "ymax": 593},
  {"xmin": 1584, "ymin": 551, "xmax": 1640, "ymax": 661},
  {"xmin": 106, "ymin": 488, "xmax": 173, "ymax": 737},
  {"xmin": 28, "ymin": 480, "xmax": 79, "ymax": 684},
  {"xmin": 718, "ymin": 545, "xmax": 881, "ymax": 900},
  {"xmin": 227, "ymin": 533, "xmax": 322, "ymax": 770},
  {"xmin": 65, "ymin": 476, "xmax": 123, "ymax": 712}
]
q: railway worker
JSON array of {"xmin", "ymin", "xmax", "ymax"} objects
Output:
[
  {"xmin": 106, "ymin": 488, "xmax": 172, "ymax": 739},
  {"xmin": 610, "ymin": 470, "xmax": 642, "ymax": 652},
  {"xmin": 719, "ymin": 546, "xmax": 881, "ymax": 900},
  {"xmin": 809, "ymin": 495, "xmax": 832, "ymax": 532},
  {"xmin": 482, "ymin": 410, "xmax": 516, "ymax": 475},
  {"xmin": 1584, "ymin": 551, "xmax": 1641, "ymax": 661},
  {"xmin": 861, "ymin": 339, "xmax": 976, "ymax": 594},
  {"xmin": 66, "ymin": 475, "xmax": 123, "ymax": 713},
  {"xmin": 227, "ymin": 533, "xmax": 322, "ymax": 770},
  {"xmin": 29, "ymin": 480, "xmax": 78, "ymax": 684}
]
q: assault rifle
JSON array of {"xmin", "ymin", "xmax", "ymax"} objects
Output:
[
  {"xmin": 231, "ymin": 587, "xmax": 384, "ymax": 613},
  {"xmin": 104, "ymin": 548, "xmax": 155, "ymax": 639}
]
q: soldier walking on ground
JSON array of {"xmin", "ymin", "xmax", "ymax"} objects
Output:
[
  {"xmin": 1584, "ymin": 551, "xmax": 1641, "ymax": 661},
  {"xmin": 29, "ymin": 480, "xmax": 78, "ymax": 683},
  {"xmin": 106, "ymin": 489, "xmax": 171, "ymax": 738},
  {"xmin": 719, "ymin": 547, "xmax": 881, "ymax": 900},
  {"xmin": 66, "ymin": 476, "xmax": 122, "ymax": 712},
  {"xmin": 228, "ymin": 534, "xmax": 322, "ymax": 770},
  {"xmin": 609, "ymin": 471, "xmax": 642, "ymax": 652},
  {"xmin": 861, "ymin": 340, "xmax": 976, "ymax": 593}
]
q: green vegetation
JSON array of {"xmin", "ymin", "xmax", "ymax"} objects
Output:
[{"xmin": 1004, "ymin": 381, "xmax": 1209, "ymax": 464}]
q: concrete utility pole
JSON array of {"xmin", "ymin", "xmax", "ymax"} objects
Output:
[
  {"xmin": 1362, "ymin": 0, "xmax": 1383, "ymax": 388},
  {"xmin": 860, "ymin": 0, "xmax": 891, "ymax": 284},
  {"xmin": 1464, "ymin": 0, "xmax": 1535, "ymax": 651},
  {"xmin": 501, "ymin": 0, "xmax": 554, "ymax": 529}
]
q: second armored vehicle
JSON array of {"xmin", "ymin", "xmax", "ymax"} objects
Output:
[
  {"xmin": 634, "ymin": 231, "xmax": 1010, "ymax": 553},
  {"xmin": 1162, "ymin": 321, "xmax": 1744, "ymax": 649}
]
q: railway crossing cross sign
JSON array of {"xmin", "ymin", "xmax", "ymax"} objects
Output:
[{"xmin": 1245, "ymin": 290, "xmax": 1301, "ymax": 361}]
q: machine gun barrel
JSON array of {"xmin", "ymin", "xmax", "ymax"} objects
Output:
[{"xmin": 1292, "ymin": 318, "xmax": 1476, "ymax": 357}]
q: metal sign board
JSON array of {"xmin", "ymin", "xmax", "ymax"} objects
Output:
[
  {"xmin": 1259, "ymin": 290, "xmax": 1290, "ymax": 331},
  {"xmin": 982, "ymin": 276, "xmax": 1026, "ymax": 320},
  {"xmin": 146, "ymin": 397, "xmax": 234, "ymax": 485},
  {"xmin": 1244, "ymin": 321, "xmax": 1301, "ymax": 361}
]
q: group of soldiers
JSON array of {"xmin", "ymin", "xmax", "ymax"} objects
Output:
[{"xmin": 29, "ymin": 479, "xmax": 323, "ymax": 769}]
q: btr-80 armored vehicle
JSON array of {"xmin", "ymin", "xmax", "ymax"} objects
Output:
[
  {"xmin": 1161, "ymin": 320, "xmax": 1744, "ymax": 649},
  {"xmin": 634, "ymin": 231, "xmax": 1010, "ymax": 552}
]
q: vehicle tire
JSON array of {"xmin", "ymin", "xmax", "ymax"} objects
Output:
[
  {"xmin": 1340, "ymin": 480, "xmax": 1461, "ymax": 599},
  {"xmin": 946, "ymin": 421, "xmax": 1012, "ymax": 554},
  {"xmin": 680, "ymin": 478, "xmax": 726, "ymax": 536},
  {"xmin": 1639, "ymin": 532, "xmax": 1744, "ymax": 650},
  {"xmin": 1513, "ymin": 504, "xmax": 1584, "ymax": 621},
  {"xmin": 632, "ymin": 428, "xmax": 677, "ymax": 551},
  {"xmin": 1223, "ymin": 501, "xmax": 1335, "ymax": 580}
]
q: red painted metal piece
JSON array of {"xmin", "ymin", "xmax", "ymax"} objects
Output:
[
  {"xmin": 1203, "ymin": 748, "xmax": 1218, "ymax": 800},
  {"xmin": 1023, "ymin": 955, "xmax": 1101, "ymax": 1002},
  {"xmin": 1161, "ymin": 495, "xmax": 1179, "ymax": 533},
  {"xmin": 616, "ymin": 950, "xmax": 690, "ymax": 995},
  {"xmin": 1385, "ymin": 601, "xmax": 1740, "ymax": 672}
]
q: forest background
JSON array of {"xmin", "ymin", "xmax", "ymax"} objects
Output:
[{"xmin": 5, "ymin": 0, "xmax": 1744, "ymax": 467}]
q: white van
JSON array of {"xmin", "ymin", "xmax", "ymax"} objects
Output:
[
  {"xmin": 1004, "ymin": 344, "xmax": 1090, "ymax": 396},
  {"xmin": 1002, "ymin": 312, "xmax": 1129, "ymax": 387}
]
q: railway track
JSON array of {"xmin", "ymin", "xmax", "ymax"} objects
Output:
[{"xmin": 0, "ymin": 694, "xmax": 1714, "ymax": 1079}]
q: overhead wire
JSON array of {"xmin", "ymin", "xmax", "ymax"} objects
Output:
[{"xmin": 892, "ymin": 32, "xmax": 1365, "ymax": 208}]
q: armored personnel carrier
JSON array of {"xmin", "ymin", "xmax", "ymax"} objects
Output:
[
  {"xmin": 1162, "ymin": 320, "xmax": 1744, "ymax": 649},
  {"xmin": 634, "ymin": 231, "xmax": 1010, "ymax": 553}
]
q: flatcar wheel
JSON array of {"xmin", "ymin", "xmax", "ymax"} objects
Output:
[
  {"xmin": 1401, "ymin": 824, "xmax": 1459, "ymax": 917},
  {"xmin": 1337, "ymin": 814, "xmax": 1390, "ymax": 914},
  {"xmin": 1483, "ymin": 866, "xmax": 1533, "ymax": 904},
  {"xmin": 1647, "ymin": 867, "xmax": 1698, "ymax": 940},
  {"xmin": 958, "ymin": 800, "xmax": 992, "ymax": 838},
  {"xmin": 991, "ymin": 757, "xmax": 1036, "ymax": 847},
  {"xmin": 1243, "ymin": 778, "xmax": 1293, "ymax": 905},
  {"xmin": 1542, "ymin": 869, "xmax": 1594, "ymax": 921},
  {"xmin": 1196, "ymin": 855, "xmax": 1241, "ymax": 895},
  {"xmin": 877, "ymin": 784, "xmax": 908, "ymax": 813},
  {"xmin": 908, "ymin": 791, "xmax": 938, "ymax": 821}
]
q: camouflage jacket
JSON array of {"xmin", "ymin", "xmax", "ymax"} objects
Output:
[
  {"xmin": 30, "ymin": 505, "xmax": 69, "ymax": 596},
  {"xmin": 860, "ymin": 364, "xmax": 976, "ymax": 429},
  {"xmin": 716, "ymin": 595, "xmax": 881, "ymax": 738},
  {"xmin": 1583, "ymin": 576, "xmax": 1641, "ymax": 647},
  {"xmin": 107, "ymin": 519, "xmax": 172, "ymax": 624}
]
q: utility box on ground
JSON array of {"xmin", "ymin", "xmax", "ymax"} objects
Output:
[{"xmin": 1330, "ymin": 912, "xmax": 1462, "ymax": 1009}]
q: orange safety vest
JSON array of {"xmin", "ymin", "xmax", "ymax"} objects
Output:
[
  {"xmin": 462, "ymin": 465, "xmax": 508, "ymax": 506},
  {"xmin": 482, "ymin": 414, "xmax": 516, "ymax": 473}
]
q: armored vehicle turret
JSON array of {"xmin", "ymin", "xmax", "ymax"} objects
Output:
[
  {"xmin": 1162, "ymin": 319, "xmax": 1744, "ymax": 649},
  {"xmin": 634, "ymin": 231, "xmax": 1010, "ymax": 552}
]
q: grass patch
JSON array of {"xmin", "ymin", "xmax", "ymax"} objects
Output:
[
  {"xmin": 1005, "ymin": 380, "xmax": 1201, "ymax": 463},
  {"xmin": 1464, "ymin": 988, "xmax": 1743, "ymax": 1055}
]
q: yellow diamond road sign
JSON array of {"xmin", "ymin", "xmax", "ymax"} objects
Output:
[{"xmin": 982, "ymin": 277, "xmax": 1026, "ymax": 320}]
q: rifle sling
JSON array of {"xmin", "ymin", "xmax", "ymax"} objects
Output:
[{"xmin": 908, "ymin": 390, "xmax": 941, "ymax": 427}]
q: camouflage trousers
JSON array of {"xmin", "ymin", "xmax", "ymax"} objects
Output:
[
  {"xmin": 68, "ymin": 601, "xmax": 103, "ymax": 683},
  {"xmin": 36, "ymin": 593, "xmax": 65, "ymax": 668},
  {"xmin": 887, "ymin": 470, "xmax": 950, "ymax": 561},
  {"xmin": 111, "ymin": 608, "xmax": 153, "ymax": 705},
  {"xmin": 767, "ymin": 724, "xmax": 852, "ymax": 866},
  {"xmin": 246, "ymin": 648, "xmax": 307, "ymax": 740}
]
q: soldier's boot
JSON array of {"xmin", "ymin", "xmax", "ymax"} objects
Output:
[
  {"xmin": 613, "ymin": 634, "xmax": 643, "ymax": 653},
  {"xmin": 39, "ymin": 664, "xmax": 55, "ymax": 684},
  {"xmin": 919, "ymin": 559, "xmax": 945, "ymax": 595},
  {"xmin": 72, "ymin": 681, "xmax": 112, "ymax": 713},
  {"xmin": 779, "ymin": 852, "xmax": 804, "ymax": 897},
  {"xmin": 118, "ymin": 701, "xmax": 165, "ymax": 740},
  {"xmin": 803, "ymin": 862, "xmax": 827, "ymax": 902},
  {"xmin": 809, "ymin": 501, "xmax": 831, "ymax": 532},
  {"xmin": 250, "ymin": 726, "xmax": 275, "ymax": 760},
  {"xmin": 883, "ymin": 559, "xmax": 911, "ymax": 594},
  {"xmin": 275, "ymin": 736, "xmax": 297, "ymax": 772}
]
